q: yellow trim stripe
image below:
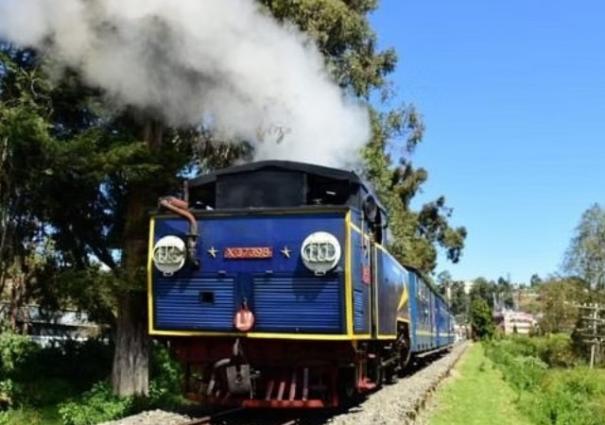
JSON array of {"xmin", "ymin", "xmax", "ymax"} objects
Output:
[
  {"xmin": 375, "ymin": 242, "xmax": 405, "ymax": 269},
  {"xmin": 376, "ymin": 335, "xmax": 397, "ymax": 340},
  {"xmin": 348, "ymin": 219, "xmax": 372, "ymax": 335},
  {"xmin": 147, "ymin": 218, "xmax": 156, "ymax": 335},
  {"xmin": 352, "ymin": 334, "xmax": 372, "ymax": 340},
  {"xmin": 373, "ymin": 246, "xmax": 379, "ymax": 337},
  {"xmin": 150, "ymin": 329, "xmax": 366, "ymax": 340},
  {"xmin": 416, "ymin": 330, "xmax": 439, "ymax": 336},
  {"xmin": 349, "ymin": 221, "xmax": 362, "ymax": 234},
  {"xmin": 345, "ymin": 211, "xmax": 354, "ymax": 337},
  {"xmin": 349, "ymin": 222, "xmax": 371, "ymax": 241},
  {"xmin": 374, "ymin": 242, "xmax": 389, "ymax": 254}
]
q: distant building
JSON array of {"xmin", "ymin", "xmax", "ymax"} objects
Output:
[
  {"xmin": 463, "ymin": 280, "xmax": 474, "ymax": 295},
  {"xmin": 0, "ymin": 303, "xmax": 105, "ymax": 345},
  {"xmin": 493, "ymin": 309, "xmax": 537, "ymax": 335},
  {"xmin": 454, "ymin": 323, "xmax": 470, "ymax": 341}
]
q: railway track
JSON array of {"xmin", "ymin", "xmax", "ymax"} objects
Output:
[
  {"xmin": 180, "ymin": 407, "xmax": 245, "ymax": 425},
  {"xmin": 180, "ymin": 408, "xmax": 327, "ymax": 425}
]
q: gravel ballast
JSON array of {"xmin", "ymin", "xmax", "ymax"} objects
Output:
[{"xmin": 98, "ymin": 409, "xmax": 191, "ymax": 425}]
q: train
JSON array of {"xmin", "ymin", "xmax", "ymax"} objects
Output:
[{"xmin": 148, "ymin": 160, "xmax": 455, "ymax": 408}]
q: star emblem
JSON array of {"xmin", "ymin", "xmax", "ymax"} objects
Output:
[
  {"xmin": 207, "ymin": 246, "xmax": 218, "ymax": 258},
  {"xmin": 281, "ymin": 246, "xmax": 291, "ymax": 258}
]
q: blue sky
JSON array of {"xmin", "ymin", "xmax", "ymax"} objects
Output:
[{"xmin": 371, "ymin": 1, "xmax": 605, "ymax": 283}]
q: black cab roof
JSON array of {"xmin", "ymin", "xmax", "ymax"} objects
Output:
[{"xmin": 187, "ymin": 160, "xmax": 383, "ymax": 212}]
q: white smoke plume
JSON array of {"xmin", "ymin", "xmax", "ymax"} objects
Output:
[{"xmin": 0, "ymin": 0, "xmax": 370, "ymax": 167}]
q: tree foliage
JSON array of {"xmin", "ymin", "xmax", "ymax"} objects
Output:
[
  {"xmin": 538, "ymin": 277, "xmax": 588, "ymax": 334},
  {"xmin": 450, "ymin": 281, "xmax": 470, "ymax": 318},
  {"xmin": 0, "ymin": 48, "xmax": 61, "ymax": 331},
  {"xmin": 469, "ymin": 276, "xmax": 514, "ymax": 310},
  {"xmin": 470, "ymin": 297, "xmax": 495, "ymax": 339},
  {"xmin": 564, "ymin": 203, "xmax": 605, "ymax": 289}
]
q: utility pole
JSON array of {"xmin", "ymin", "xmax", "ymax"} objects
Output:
[{"xmin": 575, "ymin": 303, "xmax": 605, "ymax": 368}]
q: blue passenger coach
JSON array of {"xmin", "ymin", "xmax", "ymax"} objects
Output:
[{"xmin": 148, "ymin": 161, "xmax": 455, "ymax": 408}]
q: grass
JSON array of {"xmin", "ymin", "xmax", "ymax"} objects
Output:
[
  {"xmin": 428, "ymin": 343, "xmax": 533, "ymax": 425},
  {"xmin": 0, "ymin": 405, "xmax": 62, "ymax": 425}
]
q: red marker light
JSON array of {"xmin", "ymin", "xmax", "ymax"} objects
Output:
[{"xmin": 234, "ymin": 306, "xmax": 255, "ymax": 332}]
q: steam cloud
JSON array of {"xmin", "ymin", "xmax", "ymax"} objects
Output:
[{"xmin": 0, "ymin": 0, "xmax": 370, "ymax": 167}]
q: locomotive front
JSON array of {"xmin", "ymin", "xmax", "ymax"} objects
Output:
[{"xmin": 148, "ymin": 161, "xmax": 385, "ymax": 407}]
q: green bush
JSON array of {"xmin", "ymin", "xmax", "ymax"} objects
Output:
[
  {"xmin": 0, "ymin": 332, "xmax": 113, "ymax": 407},
  {"xmin": 0, "ymin": 333, "xmax": 184, "ymax": 424},
  {"xmin": 146, "ymin": 343, "xmax": 184, "ymax": 409},
  {"xmin": 0, "ymin": 407, "xmax": 45, "ymax": 425},
  {"xmin": 520, "ymin": 369, "xmax": 605, "ymax": 425},
  {"xmin": 58, "ymin": 343, "xmax": 185, "ymax": 425},
  {"xmin": 0, "ymin": 333, "xmax": 39, "ymax": 406},
  {"xmin": 485, "ymin": 336, "xmax": 605, "ymax": 425},
  {"xmin": 59, "ymin": 382, "xmax": 133, "ymax": 425},
  {"xmin": 486, "ymin": 334, "xmax": 577, "ymax": 369},
  {"xmin": 0, "ymin": 333, "xmax": 39, "ymax": 377},
  {"xmin": 34, "ymin": 339, "xmax": 113, "ymax": 390},
  {"xmin": 533, "ymin": 334, "xmax": 577, "ymax": 368}
]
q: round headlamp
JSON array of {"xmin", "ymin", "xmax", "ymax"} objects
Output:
[
  {"xmin": 300, "ymin": 231, "xmax": 341, "ymax": 275},
  {"xmin": 153, "ymin": 235, "xmax": 186, "ymax": 276}
]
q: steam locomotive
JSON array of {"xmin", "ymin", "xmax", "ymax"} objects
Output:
[{"xmin": 148, "ymin": 161, "xmax": 455, "ymax": 408}]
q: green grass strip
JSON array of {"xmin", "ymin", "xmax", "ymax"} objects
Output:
[{"xmin": 429, "ymin": 343, "xmax": 533, "ymax": 425}]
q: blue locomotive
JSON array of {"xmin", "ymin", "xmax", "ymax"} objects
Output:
[{"xmin": 148, "ymin": 161, "xmax": 455, "ymax": 408}]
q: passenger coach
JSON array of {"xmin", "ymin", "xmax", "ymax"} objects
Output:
[{"xmin": 148, "ymin": 161, "xmax": 455, "ymax": 407}]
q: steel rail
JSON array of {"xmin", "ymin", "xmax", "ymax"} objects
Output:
[{"xmin": 180, "ymin": 407, "xmax": 245, "ymax": 425}]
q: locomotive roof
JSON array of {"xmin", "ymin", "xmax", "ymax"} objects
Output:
[
  {"xmin": 188, "ymin": 160, "xmax": 364, "ymax": 188},
  {"xmin": 187, "ymin": 160, "xmax": 385, "ymax": 213}
]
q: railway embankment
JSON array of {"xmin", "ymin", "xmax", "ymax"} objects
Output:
[{"xmin": 417, "ymin": 343, "xmax": 532, "ymax": 425}]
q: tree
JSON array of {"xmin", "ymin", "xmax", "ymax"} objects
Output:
[
  {"xmin": 0, "ymin": 48, "xmax": 60, "ymax": 332},
  {"xmin": 436, "ymin": 270, "xmax": 452, "ymax": 297},
  {"xmin": 470, "ymin": 297, "xmax": 495, "ymax": 339},
  {"xmin": 362, "ymin": 109, "xmax": 467, "ymax": 273},
  {"xmin": 530, "ymin": 273, "xmax": 542, "ymax": 287},
  {"xmin": 436, "ymin": 270, "xmax": 453, "ymax": 285},
  {"xmin": 539, "ymin": 277, "xmax": 588, "ymax": 333},
  {"xmin": 470, "ymin": 277, "xmax": 497, "ymax": 308},
  {"xmin": 496, "ymin": 276, "xmax": 514, "ymax": 309},
  {"xmin": 1, "ymin": 46, "xmax": 193, "ymax": 394},
  {"xmin": 449, "ymin": 280, "xmax": 470, "ymax": 318},
  {"xmin": 564, "ymin": 204, "xmax": 605, "ymax": 289}
]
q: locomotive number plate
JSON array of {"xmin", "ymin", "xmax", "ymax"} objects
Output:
[{"xmin": 224, "ymin": 247, "xmax": 273, "ymax": 259}]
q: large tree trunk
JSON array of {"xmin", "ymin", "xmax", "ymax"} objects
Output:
[
  {"xmin": 112, "ymin": 291, "xmax": 149, "ymax": 395},
  {"xmin": 111, "ymin": 121, "xmax": 163, "ymax": 397}
]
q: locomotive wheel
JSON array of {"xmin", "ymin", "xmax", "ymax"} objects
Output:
[
  {"xmin": 384, "ymin": 364, "xmax": 398, "ymax": 385},
  {"xmin": 371, "ymin": 361, "xmax": 384, "ymax": 387},
  {"xmin": 338, "ymin": 367, "xmax": 358, "ymax": 408},
  {"xmin": 397, "ymin": 341, "xmax": 412, "ymax": 377}
]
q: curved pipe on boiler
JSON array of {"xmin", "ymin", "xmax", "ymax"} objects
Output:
[{"xmin": 159, "ymin": 196, "xmax": 200, "ymax": 269}]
